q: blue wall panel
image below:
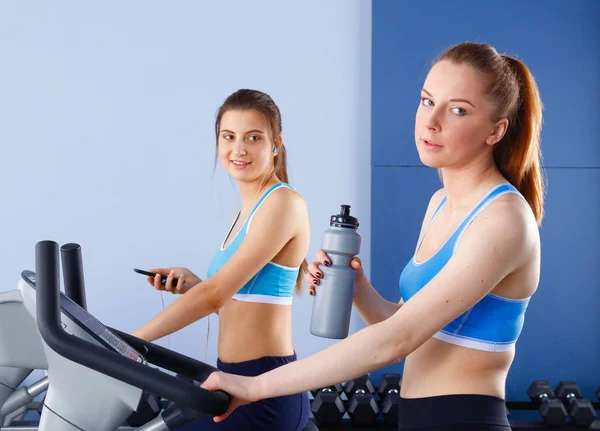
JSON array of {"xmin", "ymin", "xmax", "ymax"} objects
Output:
[{"xmin": 372, "ymin": 0, "xmax": 600, "ymax": 168}]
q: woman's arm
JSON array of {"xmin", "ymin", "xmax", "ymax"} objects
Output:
[
  {"xmin": 132, "ymin": 189, "xmax": 306, "ymax": 342},
  {"xmin": 352, "ymin": 274, "xmax": 403, "ymax": 325},
  {"xmin": 204, "ymin": 197, "xmax": 536, "ymax": 417}
]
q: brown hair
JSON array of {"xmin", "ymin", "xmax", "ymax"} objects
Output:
[
  {"xmin": 214, "ymin": 89, "xmax": 307, "ymax": 293},
  {"xmin": 436, "ymin": 43, "xmax": 545, "ymax": 225}
]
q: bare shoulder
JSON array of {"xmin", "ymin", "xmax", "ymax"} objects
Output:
[
  {"xmin": 484, "ymin": 192, "xmax": 538, "ymax": 235},
  {"xmin": 270, "ymin": 186, "xmax": 307, "ymax": 211},
  {"xmin": 254, "ymin": 185, "xmax": 308, "ymax": 222},
  {"xmin": 466, "ymin": 191, "xmax": 540, "ymax": 262},
  {"xmin": 421, "ymin": 188, "xmax": 446, "ymax": 222},
  {"xmin": 429, "ymin": 188, "xmax": 446, "ymax": 209}
]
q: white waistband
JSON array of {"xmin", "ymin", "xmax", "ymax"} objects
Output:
[
  {"xmin": 232, "ymin": 293, "xmax": 293, "ymax": 305},
  {"xmin": 432, "ymin": 331, "xmax": 516, "ymax": 352}
]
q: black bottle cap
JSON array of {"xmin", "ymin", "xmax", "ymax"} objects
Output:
[{"xmin": 330, "ymin": 205, "xmax": 359, "ymax": 228}]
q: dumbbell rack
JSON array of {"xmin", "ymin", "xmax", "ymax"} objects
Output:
[{"xmin": 309, "ymin": 378, "xmax": 600, "ymax": 430}]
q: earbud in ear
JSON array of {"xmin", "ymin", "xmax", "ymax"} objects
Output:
[{"xmin": 273, "ymin": 147, "xmax": 277, "ymax": 154}]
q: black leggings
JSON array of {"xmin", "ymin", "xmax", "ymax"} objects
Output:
[{"xmin": 397, "ymin": 394, "xmax": 512, "ymax": 430}]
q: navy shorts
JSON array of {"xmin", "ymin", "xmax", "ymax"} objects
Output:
[
  {"xmin": 398, "ymin": 393, "xmax": 512, "ymax": 430},
  {"xmin": 175, "ymin": 353, "xmax": 310, "ymax": 431}
]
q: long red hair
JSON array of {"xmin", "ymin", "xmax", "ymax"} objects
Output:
[{"xmin": 437, "ymin": 43, "xmax": 545, "ymax": 225}]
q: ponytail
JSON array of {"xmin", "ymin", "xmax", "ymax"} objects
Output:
[
  {"xmin": 495, "ymin": 56, "xmax": 545, "ymax": 225},
  {"xmin": 273, "ymin": 144, "xmax": 309, "ymax": 294},
  {"xmin": 274, "ymin": 143, "xmax": 289, "ymax": 183}
]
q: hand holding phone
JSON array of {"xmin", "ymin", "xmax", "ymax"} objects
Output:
[
  {"xmin": 134, "ymin": 268, "xmax": 179, "ymax": 287},
  {"xmin": 134, "ymin": 267, "xmax": 202, "ymax": 295}
]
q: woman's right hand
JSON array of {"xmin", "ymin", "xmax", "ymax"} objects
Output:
[
  {"xmin": 146, "ymin": 267, "xmax": 202, "ymax": 295},
  {"xmin": 305, "ymin": 249, "xmax": 364, "ymax": 297}
]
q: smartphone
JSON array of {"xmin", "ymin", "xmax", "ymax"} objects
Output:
[{"xmin": 134, "ymin": 268, "xmax": 179, "ymax": 286}]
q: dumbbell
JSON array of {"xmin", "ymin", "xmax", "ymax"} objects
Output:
[
  {"xmin": 526, "ymin": 381, "xmax": 567, "ymax": 427},
  {"xmin": 376, "ymin": 373, "xmax": 401, "ymax": 426},
  {"xmin": 343, "ymin": 375, "xmax": 379, "ymax": 425},
  {"xmin": 126, "ymin": 391, "xmax": 162, "ymax": 427},
  {"xmin": 555, "ymin": 381, "xmax": 597, "ymax": 428},
  {"xmin": 310, "ymin": 386, "xmax": 345, "ymax": 426},
  {"xmin": 310, "ymin": 384, "xmax": 342, "ymax": 398}
]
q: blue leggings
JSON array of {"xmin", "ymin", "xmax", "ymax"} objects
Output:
[{"xmin": 176, "ymin": 353, "xmax": 310, "ymax": 431}]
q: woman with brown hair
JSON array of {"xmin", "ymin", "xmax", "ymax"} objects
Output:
[{"xmin": 132, "ymin": 89, "xmax": 311, "ymax": 430}]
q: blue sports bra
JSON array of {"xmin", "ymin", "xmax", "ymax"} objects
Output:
[
  {"xmin": 206, "ymin": 182, "xmax": 299, "ymax": 305},
  {"xmin": 399, "ymin": 183, "xmax": 531, "ymax": 352}
]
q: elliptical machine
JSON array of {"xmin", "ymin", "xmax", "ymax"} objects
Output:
[
  {"xmin": 0, "ymin": 268, "xmax": 50, "ymax": 430},
  {"xmin": 0, "ymin": 243, "xmax": 91, "ymax": 429},
  {"xmin": 6, "ymin": 240, "xmax": 230, "ymax": 431}
]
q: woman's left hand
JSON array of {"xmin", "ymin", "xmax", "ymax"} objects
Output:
[{"xmin": 201, "ymin": 372, "xmax": 260, "ymax": 422}]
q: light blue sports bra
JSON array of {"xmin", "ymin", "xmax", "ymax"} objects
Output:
[
  {"xmin": 399, "ymin": 183, "xmax": 531, "ymax": 352},
  {"xmin": 206, "ymin": 182, "xmax": 299, "ymax": 305}
]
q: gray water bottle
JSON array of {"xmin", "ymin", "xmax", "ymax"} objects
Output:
[{"xmin": 310, "ymin": 204, "xmax": 361, "ymax": 339}]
